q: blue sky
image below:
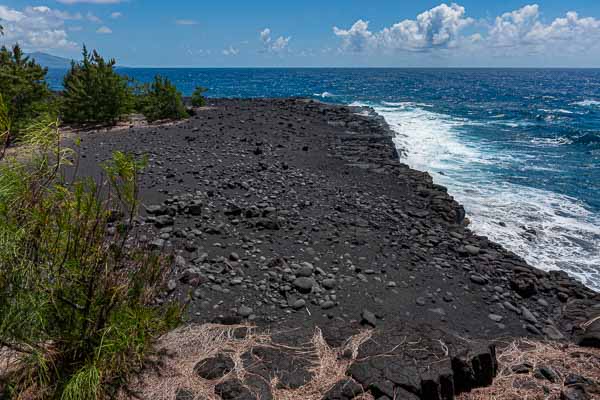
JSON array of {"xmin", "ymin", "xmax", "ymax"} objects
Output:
[{"xmin": 2, "ymin": 0, "xmax": 600, "ymax": 67}]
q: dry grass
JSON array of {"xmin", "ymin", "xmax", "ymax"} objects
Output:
[
  {"xmin": 5, "ymin": 325, "xmax": 597, "ymax": 400},
  {"xmin": 271, "ymin": 328, "xmax": 372, "ymax": 400},
  {"xmin": 122, "ymin": 324, "xmax": 270, "ymax": 400},
  {"xmin": 458, "ymin": 339, "xmax": 600, "ymax": 400},
  {"xmin": 122, "ymin": 324, "xmax": 372, "ymax": 400}
]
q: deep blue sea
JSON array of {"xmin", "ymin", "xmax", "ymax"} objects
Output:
[{"xmin": 48, "ymin": 68, "xmax": 600, "ymax": 290}]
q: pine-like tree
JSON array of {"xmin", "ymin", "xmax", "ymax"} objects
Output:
[
  {"xmin": 140, "ymin": 75, "xmax": 188, "ymax": 122},
  {"xmin": 61, "ymin": 46, "xmax": 133, "ymax": 124},
  {"xmin": 191, "ymin": 86, "xmax": 208, "ymax": 107},
  {"xmin": 0, "ymin": 44, "xmax": 51, "ymax": 133}
]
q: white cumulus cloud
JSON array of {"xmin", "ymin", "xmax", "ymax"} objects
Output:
[
  {"xmin": 489, "ymin": 4, "xmax": 600, "ymax": 49},
  {"xmin": 260, "ymin": 28, "xmax": 271, "ymax": 42},
  {"xmin": 0, "ymin": 5, "xmax": 78, "ymax": 50},
  {"xmin": 333, "ymin": 3, "xmax": 600, "ymax": 57},
  {"xmin": 333, "ymin": 20, "xmax": 374, "ymax": 52},
  {"xmin": 222, "ymin": 46, "xmax": 239, "ymax": 56},
  {"xmin": 86, "ymin": 12, "xmax": 102, "ymax": 23},
  {"xmin": 110, "ymin": 12, "xmax": 122, "ymax": 19},
  {"xmin": 334, "ymin": 3, "xmax": 472, "ymax": 52},
  {"xmin": 260, "ymin": 27, "xmax": 291, "ymax": 53},
  {"xmin": 96, "ymin": 26, "xmax": 112, "ymax": 34}
]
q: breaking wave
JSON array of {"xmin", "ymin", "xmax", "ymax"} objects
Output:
[
  {"xmin": 367, "ymin": 101, "xmax": 600, "ymax": 291},
  {"xmin": 314, "ymin": 91, "xmax": 336, "ymax": 98},
  {"xmin": 571, "ymin": 99, "xmax": 600, "ymax": 107}
]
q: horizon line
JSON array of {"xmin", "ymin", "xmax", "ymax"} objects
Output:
[{"xmin": 47, "ymin": 65, "xmax": 600, "ymax": 70}]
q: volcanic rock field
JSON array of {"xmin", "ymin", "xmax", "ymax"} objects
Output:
[{"xmin": 74, "ymin": 98, "xmax": 600, "ymax": 400}]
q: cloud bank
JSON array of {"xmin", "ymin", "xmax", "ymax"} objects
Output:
[
  {"xmin": 334, "ymin": 3, "xmax": 600, "ymax": 56},
  {"xmin": 334, "ymin": 3, "xmax": 472, "ymax": 52},
  {"xmin": 489, "ymin": 4, "xmax": 600, "ymax": 50},
  {"xmin": 0, "ymin": 5, "xmax": 78, "ymax": 50}
]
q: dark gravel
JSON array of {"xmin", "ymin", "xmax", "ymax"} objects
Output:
[{"xmin": 73, "ymin": 98, "xmax": 600, "ymax": 400}]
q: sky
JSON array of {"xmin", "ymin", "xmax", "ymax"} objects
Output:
[{"xmin": 2, "ymin": 0, "xmax": 600, "ymax": 67}]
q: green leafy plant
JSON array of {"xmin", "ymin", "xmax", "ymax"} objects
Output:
[
  {"xmin": 138, "ymin": 75, "xmax": 188, "ymax": 122},
  {"xmin": 0, "ymin": 44, "xmax": 52, "ymax": 137},
  {"xmin": 190, "ymin": 86, "xmax": 208, "ymax": 107},
  {"xmin": 0, "ymin": 112, "xmax": 181, "ymax": 399},
  {"xmin": 0, "ymin": 93, "xmax": 11, "ymax": 153},
  {"xmin": 61, "ymin": 46, "xmax": 134, "ymax": 125}
]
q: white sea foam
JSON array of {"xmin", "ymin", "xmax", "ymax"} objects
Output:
[
  {"xmin": 382, "ymin": 101, "xmax": 433, "ymax": 107},
  {"xmin": 475, "ymin": 119, "xmax": 536, "ymax": 128},
  {"xmin": 370, "ymin": 102, "xmax": 600, "ymax": 291},
  {"xmin": 571, "ymin": 99, "xmax": 600, "ymax": 107},
  {"xmin": 539, "ymin": 108, "xmax": 575, "ymax": 115},
  {"xmin": 314, "ymin": 91, "xmax": 336, "ymax": 98},
  {"xmin": 529, "ymin": 137, "xmax": 573, "ymax": 146},
  {"xmin": 382, "ymin": 101, "xmax": 412, "ymax": 106}
]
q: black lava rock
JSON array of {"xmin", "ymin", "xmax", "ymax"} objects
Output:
[{"xmin": 194, "ymin": 354, "xmax": 234, "ymax": 380}]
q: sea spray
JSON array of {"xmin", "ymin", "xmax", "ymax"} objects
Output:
[{"xmin": 372, "ymin": 102, "xmax": 600, "ymax": 291}]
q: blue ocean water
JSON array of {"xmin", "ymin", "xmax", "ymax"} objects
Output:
[{"xmin": 47, "ymin": 68, "xmax": 600, "ymax": 290}]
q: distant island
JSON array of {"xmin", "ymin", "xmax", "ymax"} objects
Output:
[{"xmin": 26, "ymin": 52, "xmax": 72, "ymax": 69}]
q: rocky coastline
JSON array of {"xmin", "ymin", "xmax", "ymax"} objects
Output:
[{"xmin": 74, "ymin": 98, "xmax": 600, "ymax": 400}]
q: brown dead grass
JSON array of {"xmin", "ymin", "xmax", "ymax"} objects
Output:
[
  {"xmin": 122, "ymin": 324, "xmax": 372, "ymax": 400},
  {"xmin": 125, "ymin": 324, "xmax": 600, "ymax": 400},
  {"xmin": 271, "ymin": 328, "xmax": 372, "ymax": 400},
  {"xmin": 458, "ymin": 339, "xmax": 600, "ymax": 400},
  {"xmin": 5, "ymin": 322, "xmax": 597, "ymax": 400}
]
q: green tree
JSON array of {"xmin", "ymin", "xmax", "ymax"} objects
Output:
[
  {"xmin": 139, "ymin": 75, "xmax": 187, "ymax": 122},
  {"xmin": 0, "ymin": 44, "xmax": 52, "ymax": 135},
  {"xmin": 61, "ymin": 46, "xmax": 133, "ymax": 124},
  {"xmin": 191, "ymin": 86, "xmax": 208, "ymax": 107}
]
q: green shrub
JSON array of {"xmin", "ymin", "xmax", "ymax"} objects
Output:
[
  {"xmin": 0, "ymin": 107, "xmax": 181, "ymax": 399},
  {"xmin": 61, "ymin": 46, "xmax": 133, "ymax": 124},
  {"xmin": 0, "ymin": 44, "xmax": 52, "ymax": 135},
  {"xmin": 138, "ymin": 75, "xmax": 187, "ymax": 122},
  {"xmin": 191, "ymin": 86, "xmax": 208, "ymax": 107}
]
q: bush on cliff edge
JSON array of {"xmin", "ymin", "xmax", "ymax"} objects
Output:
[
  {"xmin": 0, "ymin": 44, "xmax": 53, "ymax": 137},
  {"xmin": 137, "ymin": 75, "xmax": 188, "ymax": 122},
  {"xmin": 61, "ymin": 46, "xmax": 133, "ymax": 125},
  {"xmin": 191, "ymin": 86, "xmax": 208, "ymax": 107},
  {"xmin": 0, "ymin": 104, "xmax": 181, "ymax": 398}
]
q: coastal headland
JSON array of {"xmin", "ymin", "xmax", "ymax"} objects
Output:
[{"xmin": 73, "ymin": 98, "xmax": 600, "ymax": 400}]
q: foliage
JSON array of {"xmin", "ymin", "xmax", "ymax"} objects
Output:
[
  {"xmin": 0, "ymin": 93, "xmax": 11, "ymax": 146},
  {"xmin": 0, "ymin": 109, "xmax": 181, "ymax": 399},
  {"xmin": 190, "ymin": 86, "xmax": 208, "ymax": 107},
  {"xmin": 138, "ymin": 75, "xmax": 188, "ymax": 122},
  {"xmin": 0, "ymin": 44, "xmax": 52, "ymax": 136},
  {"xmin": 61, "ymin": 46, "xmax": 134, "ymax": 124}
]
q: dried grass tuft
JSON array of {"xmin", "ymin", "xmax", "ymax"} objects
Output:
[
  {"xmin": 458, "ymin": 339, "xmax": 600, "ymax": 400},
  {"xmin": 122, "ymin": 324, "xmax": 372, "ymax": 400},
  {"xmin": 271, "ymin": 328, "xmax": 372, "ymax": 400},
  {"xmin": 122, "ymin": 323, "xmax": 272, "ymax": 400}
]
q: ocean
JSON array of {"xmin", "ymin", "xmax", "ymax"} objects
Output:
[{"xmin": 47, "ymin": 68, "xmax": 600, "ymax": 291}]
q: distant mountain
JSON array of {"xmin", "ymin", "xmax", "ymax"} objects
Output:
[{"xmin": 27, "ymin": 52, "xmax": 72, "ymax": 69}]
